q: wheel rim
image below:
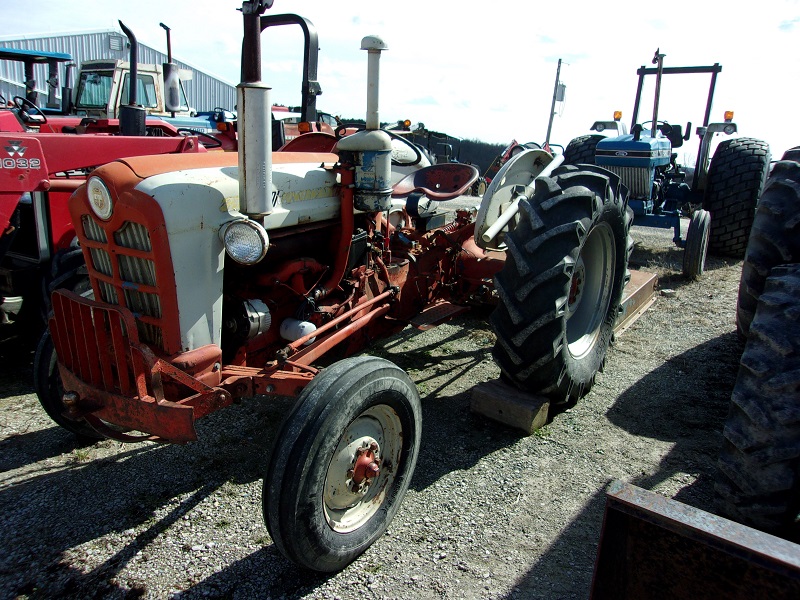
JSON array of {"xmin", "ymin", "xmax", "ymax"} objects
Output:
[
  {"xmin": 324, "ymin": 404, "xmax": 403, "ymax": 533},
  {"xmin": 566, "ymin": 223, "xmax": 615, "ymax": 359}
]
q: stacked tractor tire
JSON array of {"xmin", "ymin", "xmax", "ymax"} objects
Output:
[{"xmin": 714, "ymin": 146, "xmax": 800, "ymax": 540}]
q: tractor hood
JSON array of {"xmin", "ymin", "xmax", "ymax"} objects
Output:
[{"xmin": 596, "ymin": 134, "xmax": 671, "ymax": 169}]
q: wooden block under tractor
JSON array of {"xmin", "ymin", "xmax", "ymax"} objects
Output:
[
  {"xmin": 473, "ymin": 269, "xmax": 657, "ymax": 434},
  {"xmin": 470, "ymin": 378, "xmax": 550, "ymax": 435}
]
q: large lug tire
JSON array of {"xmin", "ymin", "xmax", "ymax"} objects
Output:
[
  {"xmin": 33, "ymin": 330, "xmax": 103, "ymax": 440},
  {"xmin": 264, "ymin": 356, "xmax": 422, "ymax": 572},
  {"xmin": 491, "ymin": 165, "xmax": 632, "ymax": 404},
  {"xmin": 703, "ymin": 137, "xmax": 771, "ymax": 258},
  {"xmin": 682, "ymin": 208, "xmax": 710, "ymax": 279},
  {"xmin": 563, "ymin": 134, "xmax": 604, "ymax": 166},
  {"xmin": 715, "ymin": 264, "xmax": 800, "ymax": 537},
  {"xmin": 736, "ymin": 152, "xmax": 800, "ymax": 338}
]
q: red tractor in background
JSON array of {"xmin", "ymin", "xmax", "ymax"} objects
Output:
[
  {"xmin": 0, "ymin": 122, "xmax": 209, "ymax": 328},
  {"xmin": 41, "ymin": 0, "xmax": 632, "ymax": 572},
  {"xmin": 0, "ymin": 39, "xmax": 227, "ymax": 330}
]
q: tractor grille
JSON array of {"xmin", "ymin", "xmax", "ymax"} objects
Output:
[
  {"xmin": 50, "ymin": 289, "xmax": 140, "ymax": 397},
  {"xmin": 81, "ymin": 216, "xmax": 164, "ymax": 350},
  {"xmin": 601, "ymin": 165, "xmax": 651, "ymax": 200}
]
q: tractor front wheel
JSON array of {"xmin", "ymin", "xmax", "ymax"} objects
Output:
[
  {"xmin": 491, "ymin": 165, "xmax": 632, "ymax": 403},
  {"xmin": 33, "ymin": 330, "xmax": 103, "ymax": 440},
  {"xmin": 682, "ymin": 209, "xmax": 710, "ymax": 279},
  {"xmin": 263, "ymin": 356, "xmax": 421, "ymax": 572}
]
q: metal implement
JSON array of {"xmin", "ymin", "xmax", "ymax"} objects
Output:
[{"xmin": 591, "ymin": 481, "xmax": 800, "ymax": 599}]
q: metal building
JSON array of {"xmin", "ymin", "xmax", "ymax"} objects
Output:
[{"xmin": 0, "ymin": 29, "xmax": 236, "ymax": 113}]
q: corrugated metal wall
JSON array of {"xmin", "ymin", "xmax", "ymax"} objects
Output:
[{"xmin": 0, "ymin": 30, "xmax": 236, "ymax": 112}]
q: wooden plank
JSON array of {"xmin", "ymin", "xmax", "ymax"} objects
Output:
[
  {"xmin": 470, "ymin": 379, "xmax": 549, "ymax": 435},
  {"xmin": 616, "ymin": 269, "xmax": 658, "ymax": 334},
  {"xmin": 472, "ymin": 270, "xmax": 657, "ymax": 434}
]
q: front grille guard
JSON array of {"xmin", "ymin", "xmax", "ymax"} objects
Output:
[{"xmin": 49, "ymin": 289, "xmax": 232, "ymax": 443}]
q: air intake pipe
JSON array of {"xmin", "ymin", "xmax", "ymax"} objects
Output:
[{"xmin": 336, "ymin": 36, "xmax": 393, "ymax": 212}]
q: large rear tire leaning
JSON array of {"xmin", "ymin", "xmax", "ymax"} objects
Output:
[
  {"xmin": 715, "ymin": 264, "xmax": 800, "ymax": 538},
  {"xmin": 736, "ymin": 152, "xmax": 800, "ymax": 338},
  {"xmin": 491, "ymin": 165, "xmax": 631, "ymax": 404},
  {"xmin": 563, "ymin": 134, "xmax": 604, "ymax": 166},
  {"xmin": 703, "ymin": 137, "xmax": 771, "ymax": 258},
  {"xmin": 263, "ymin": 356, "xmax": 421, "ymax": 572}
]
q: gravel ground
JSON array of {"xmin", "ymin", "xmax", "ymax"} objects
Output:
[{"xmin": 0, "ymin": 221, "xmax": 746, "ymax": 600}]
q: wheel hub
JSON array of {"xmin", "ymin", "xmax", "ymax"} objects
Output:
[
  {"xmin": 323, "ymin": 404, "xmax": 403, "ymax": 533},
  {"xmin": 566, "ymin": 223, "xmax": 615, "ymax": 359},
  {"xmin": 349, "ymin": 442, "xmax": 380, "ymax": 493},
  {"xmin": 568, "ymin": 259, "xmax": 586, "ymax": 313}
]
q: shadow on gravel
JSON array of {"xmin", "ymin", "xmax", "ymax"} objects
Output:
[
  {"xmin": 0, "ymin": 426, "xmax": 99, "ymax": 472},
  {"xmin": 0, "ymin": 393, "xmax": 294, "ymax": 599},
  {"xmin": 0, "ymin": 323, "xmax": 38, "ymax": 400},
  {"xmin": 368, "ymin": 310, "xmax": 526, "ymax": 492},
  {"xmin": 171, "ymin": 549, "xmax": 335, "ymax": 599},
  {"xmin": 629, "ymin": 243, "xmax": 741, "ymax": 294},
  {"xmin": 0, "ymin": 305, "xmax": 521, "ymax": 599},
  {"xmin": 503, "ymin": 331, "xmax": 741, "ymax": 600}
]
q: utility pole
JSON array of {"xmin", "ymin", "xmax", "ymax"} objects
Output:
[{"xmin": 544, "ymin": 58, "xmax": 562, "ymax": 150}]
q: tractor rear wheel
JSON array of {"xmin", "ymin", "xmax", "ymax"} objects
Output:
[
  {"xmin": 263, "ymin": 356, "xmax": 421, "ymax": 572},
  {"xmin": 703, "ymin": 137, "xmax": 771, "ymax": 258},
  {"xmin": 491, "ymin": 165, "xmax": 632, "ymax": 404},
  {"xmin": 682, "ymin": 208, "xmax": 710, "ymax": 279},
  {"xmin": 715, "ymin": 264, "xmax": 800, "ymax": 538},
  {"xmin": 736, "ymin": 151, "xmax": 800, "ymax": 338},
  {"xmin": 563, "ymin": 134, "xmax": 604, "ymax": 165}
]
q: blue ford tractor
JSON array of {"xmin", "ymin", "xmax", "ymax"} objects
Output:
[{"xmin": 565, "ymin": 50, "xmax": 771, "ymax": 278}]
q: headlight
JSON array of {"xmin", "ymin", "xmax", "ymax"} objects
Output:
[
  {"xmin": 87, "ymin": 176, "xmax": 113, "ymax": 220},
  {"xmin": 220, "ymin": 219, "xmax": 269, "ymax": 264}
]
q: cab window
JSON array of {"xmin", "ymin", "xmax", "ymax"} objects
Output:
[
  {"xmin": 121, "ymin": 73, "xmax": 159, "ymax": 108},
  {"xmin": 75, "ymin": 71, "xmax": 114, "ymax": 109}
]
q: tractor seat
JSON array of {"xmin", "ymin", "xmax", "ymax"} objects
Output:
[{"xmin": 392, "ymin": 163, "xmax": 479, "ymax": 201}]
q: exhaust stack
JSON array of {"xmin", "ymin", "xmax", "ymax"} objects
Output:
[
  {"xmin": 237, "ymin": 82, "xmax": 273, "ymax": 217},
  {"xmin": 237, "ymin": 1, "xmax": 273, "ymax": 218}
]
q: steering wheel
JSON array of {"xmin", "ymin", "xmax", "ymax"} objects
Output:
[
  {"xmin": 211, "ymin": 107, "xmax": 236, "ymax": 122},
  {"xmin": 13, "ymin": 96, "xmax": 47, "ymax": 124},
  {"xmin": 176, "ymin": 128, "xmax": 222, "ymax": 149},
  {"xmin": 640, "ymin": 120, "xmax": 672, "ymax": 136},
  {"xmin": 0, "ymin": 92, "xmax": 7, "ymax": 107},
  {"xmin": 334, "ymin": 124, "xmax": 422, "ymax": 166},
  {"xmin": 385, "ymin": 130, "xmax": 423, "ymax": 166},
  {"xmin": 335, "ymin": 122, "xmax": 364, "ymax": 139}
]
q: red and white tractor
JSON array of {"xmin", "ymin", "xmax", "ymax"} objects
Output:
[{"xmin": 40, "ymin": 0, "xmax": 632, "ymax": 572}]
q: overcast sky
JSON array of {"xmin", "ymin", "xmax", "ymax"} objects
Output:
[{"xmin": 2, "ymin": 1, "xmax": 798, "ymax": 159}]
